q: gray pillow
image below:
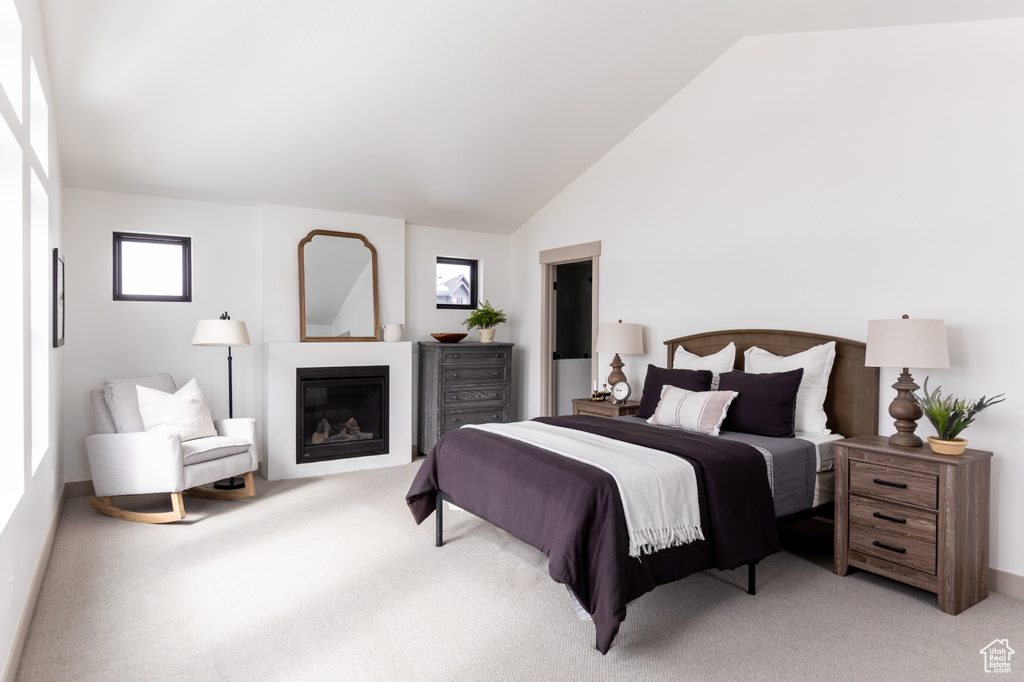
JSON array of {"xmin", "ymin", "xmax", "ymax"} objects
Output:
[{"xmin": 103, "ymin": 374, "xmax": 177, "ymax": 433}]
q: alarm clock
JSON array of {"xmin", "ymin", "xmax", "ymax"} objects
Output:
[{"xmin": 610, "ymin": 381, "xmax": 631, "ymax": 404}]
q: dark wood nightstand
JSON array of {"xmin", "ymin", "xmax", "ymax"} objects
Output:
[
  {"xmin": 571, "ymin": 398, "xmax": 641, "ymax": 419},
  {"xmin": 834, "ymin": 434, "xmax": 992, "ymax": 615}
]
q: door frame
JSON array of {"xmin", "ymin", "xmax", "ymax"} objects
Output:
[{"xmin": 538, "ymin": 241, "xmax": 601, "ymax": 417}]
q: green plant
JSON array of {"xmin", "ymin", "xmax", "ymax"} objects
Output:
[
  {"xmin": 463, "ymin": 300, "xmax": 507, "ymax": 330},
  {"xmin": 913, "ymin": 377, "xmax": 1005, "ymax": 441}
]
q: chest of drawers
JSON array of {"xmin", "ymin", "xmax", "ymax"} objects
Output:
[
  {"xmin": 834, "ymin": 435, "xmax": 992, "ymax": 615},
  {"xmin": 417, "ymin": 342, "xmax": 514, "ymax": 455}
]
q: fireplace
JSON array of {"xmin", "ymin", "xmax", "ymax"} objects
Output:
[{"xmin": 296, "ymin": 366, "xmax": 389, "ymax": 464}]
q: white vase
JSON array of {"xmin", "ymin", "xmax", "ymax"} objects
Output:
[
  {"xmin": 478, "ymin": 328, "xmax": 496, "ymax": 343},
  {"xmin": 382, "ymin": 323, "xmax": 403, "ymax": 342}
]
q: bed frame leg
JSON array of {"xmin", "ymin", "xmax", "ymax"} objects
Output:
[
  {"xmin": 747, "ymin": 562, "xmax": 757, "ymax": 595},
  {"xmin": 435, "ymin": 491, "xmax": 444, "ymax": 547}
]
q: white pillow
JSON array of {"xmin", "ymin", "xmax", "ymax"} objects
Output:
[
  {"xmin": 647, "ymin": 385, "xmax": 738, "ymax": 437},
  {"xmin": 136, "ymin": 378, "xmax": 218, "ymax": 442},
  {"xmin": 673, "ymin": 342, "xmax": 736, "ymax": 390},
  {"xmin": 744, "ymin": 341, "xmax": 836, "ymax": 434}
]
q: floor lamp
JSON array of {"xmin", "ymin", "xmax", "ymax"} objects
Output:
[{"xmin": 192, "ymin": 311, "xmax": 251, "ymax": 489}]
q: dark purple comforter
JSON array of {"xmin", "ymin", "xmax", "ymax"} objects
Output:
[{"xmin": 406, "ymin": 415, "xmax": 780, "ymax": 653}]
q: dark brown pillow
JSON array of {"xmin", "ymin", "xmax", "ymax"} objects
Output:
[
  {"xmin": 718, "ymin": 368, "xmax": 804, "ymax": 437},
  {"xmin": 638, "ymin": 365, "xmax": 714, "ymax": 419}
]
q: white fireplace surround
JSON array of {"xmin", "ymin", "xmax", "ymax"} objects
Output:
[{"xmin": 264, "ymin": 342, "xmax": 413, "ymax": 480}]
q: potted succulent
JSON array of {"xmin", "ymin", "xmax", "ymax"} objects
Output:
[
  {"xmin": 463, "ymin": 300, "xmax": 507, "ymax": 343},
  {"xmin": 914, "ymin": 378, "xmax": 1005, "ymax": 455}
]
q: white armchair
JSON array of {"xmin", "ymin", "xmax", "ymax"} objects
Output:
[{"xmin": 85, "ymin": 375, "xmax": 258, "ymax": 523}]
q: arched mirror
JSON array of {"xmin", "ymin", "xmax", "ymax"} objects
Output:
[{"xmin": 299, "ymin": 230, "xmax": 380, "ymax": 342}]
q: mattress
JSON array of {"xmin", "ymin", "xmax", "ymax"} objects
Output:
[{"xmin": 618, "ymin": 416, "xmax": 842, "ymax": 515}]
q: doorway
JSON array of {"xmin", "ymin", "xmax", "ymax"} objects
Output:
[
  {"xmin": 553, "ymin": 262, "xmax": 592, "ymax": 415},
  {"xmin": 538, "ymin": 241, "xmax": 601, "ymax": 417}
]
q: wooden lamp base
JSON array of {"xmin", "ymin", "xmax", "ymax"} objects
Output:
[{"xmin": 887, "ymin": 369, "xmax": 924, "ymax": 447}]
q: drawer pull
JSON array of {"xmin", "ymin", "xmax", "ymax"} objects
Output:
[
  {"xmin": 873, "ymin": 511, "xmax": 907, "ymax": 524},
  {"xmin": 872, "ymin": 540, "xmax": 907, "ymax": 554},
  {"xmin": 451, "ymin": 418, "xmax": 458, "ymax": 423},
  {"xmin": 494, "ymin": 353, "xmax": 500, "ymax": 358},
  {"xmin": 452, "ymin": 373, "xmax": 458, "ymax": 378},
  {"xmin": 452, "ymin": 354, "xmax": 458, "ymax": 359},
  {"xmin": 493, "ymin": 371, "xmax": 499, "ymax": 376},
  {"xmin": 872, "ymin": 478, "xmax": 907, "ymax": 489}
]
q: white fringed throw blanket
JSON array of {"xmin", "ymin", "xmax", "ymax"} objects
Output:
[{"xmin": 467, "ymin": 421, "xmax": 704, "ymax": 557}]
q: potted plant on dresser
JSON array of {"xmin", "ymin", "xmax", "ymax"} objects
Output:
[
  {"xmin": 463, "ymin": 300, "xmax": 507, "ymax": 343},
  {"xmin": 914, "ymin": 378, "xmax": 1005, "ymax": 455}
]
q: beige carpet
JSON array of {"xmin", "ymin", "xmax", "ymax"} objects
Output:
[{"xmin": 15, "ymin": 460, "xmax": 1023, "ymax": 681}]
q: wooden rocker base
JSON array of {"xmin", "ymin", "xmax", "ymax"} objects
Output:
[
  {"xmin": 186, "ymin": 471, "xmax": 256, "ymax": 500},
  {"xmin": 89, "ymin": 472, "xmax": 256, "ymax": 524},
  {"xmin": 89, "ymin": 492, "xmax": 186, "ymax": 524}
]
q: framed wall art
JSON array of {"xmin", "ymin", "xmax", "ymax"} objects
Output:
[{"xmin": 53, "ymin": 247, "xmax": 64, "ymax": 347}]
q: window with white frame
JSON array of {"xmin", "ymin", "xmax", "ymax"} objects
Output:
[
  {"xmin": 30, "ymin": 168, "xmax": 48, "ymax": 472},
  {"xmin": 0, "ymin": 0, "xmax": 25, "ymax": 525}
]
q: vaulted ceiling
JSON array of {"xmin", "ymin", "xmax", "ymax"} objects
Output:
[{"xmin": 39, "ymin": 0, "xmax": 1024, "ymax": 234}]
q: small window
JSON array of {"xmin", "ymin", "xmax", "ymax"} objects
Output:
[
  {"xmin": 435, "ymin": 257, "xmax": 477, "ymax": 310},
  {"xmin": 113, "ymin": 232, "xmax": 192, "ymax": 302}
]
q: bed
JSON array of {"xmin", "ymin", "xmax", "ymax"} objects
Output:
[{"xmin": 407, "ymin": 329, "xmax": 878, "ymax": 652}]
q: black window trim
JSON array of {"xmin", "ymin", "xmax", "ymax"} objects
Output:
[
  {"xmin": 113, "ymin": 231, "xmax": 192, "ymax": 302},
  {"xmin": 435, "ymin": 256, "xmax": 478, "ymax": 310}
]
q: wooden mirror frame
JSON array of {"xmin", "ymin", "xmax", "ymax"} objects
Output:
[{"xmin": 298, "ymin": 229, "xmax": 381, "ymax": 342}]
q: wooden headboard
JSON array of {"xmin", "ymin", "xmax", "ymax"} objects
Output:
[{"xmin": 664, "ymin": 329, "xmax": 879, "ymax": 438}]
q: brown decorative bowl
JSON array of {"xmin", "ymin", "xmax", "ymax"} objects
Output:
[{"xmin": 431, "ymin": 333, "xmax": 467, "ymax": 344}]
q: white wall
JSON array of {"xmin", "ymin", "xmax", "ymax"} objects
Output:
[
  {"xmin": 61, "ymin": 189, "xmax": 263, "ymax": 483},
  {"xmin": 405, "ymin": 223, "xmax": 512, "ymax": 344},
  {"xmin": 405, "ymin": 223, "xmax": 514, "ymax": 436},
  {"xmin": 0, "ymin": 0, "xmax": 63, "ymax": 677},
  {"xmin": 261, "ymin": 204, "xmax": 405, "ymax": 343},
  {"xmin": 509, "ymin": 19, "xmax": 1024, "ymax": 578}
]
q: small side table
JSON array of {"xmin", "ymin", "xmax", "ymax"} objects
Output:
[
  {"xmin": 571, "ymin": 398, "xmax": 641, "ymax": 419},
  {"xmin": 834, "ymin": 434, "xmax": 992, "ymax": 615}
]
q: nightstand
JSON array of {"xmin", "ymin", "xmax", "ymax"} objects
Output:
[
  {"xmin": 571, "ymin": 398, "xmax": 640, "ymax": 419},
  {"xmin": 834, "ymin": 434, "xmax": 992, "ymax": 615}
]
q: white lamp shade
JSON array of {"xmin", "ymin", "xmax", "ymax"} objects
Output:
[
  {"xmin": 595, "ymin": 321, "xmax": 644, "ymax": 355},
  {"xmin": 865, "ymin": 318, "xmax": 949, "ymax": 369},
  {"xmin": 192, "ymin": 319, "xmax": 251, "ymax": 347}
]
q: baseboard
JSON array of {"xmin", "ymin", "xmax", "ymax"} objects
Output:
[
  {"xmin": 63, "ymin": 480, "xmax": 94, "ymax": 498},
  {"xmin": 991, "ymin": 567, "xmax": 1024, "ymax": 602},
  {"xmin": 1, "ymin": 485, "xmax": 67, "ymax": 682}
]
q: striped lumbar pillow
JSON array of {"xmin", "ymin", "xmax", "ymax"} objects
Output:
[{"xmin": 647, "ymin": 385, "xmax": 738, "ymax": 437}]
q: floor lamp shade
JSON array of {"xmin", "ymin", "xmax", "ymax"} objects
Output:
[
  {"xmin": 192, "ymin": 319, "xmax": 251, "ymax": 347},
  {"xmin": 865, "ymin": 316, "xmax": 949, "ymax": 448},
  {"xmin": 595, "ymin": 320, "xmax": 644, "ymax": 386}
]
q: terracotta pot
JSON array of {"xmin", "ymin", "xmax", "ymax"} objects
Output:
[
  {"xmin": 478, "ymin": 328, "xmax": 496, "ymax": 343},
  {"xmin": 928, "ymin": 436, "xmax": 968, "ymax": 456}
]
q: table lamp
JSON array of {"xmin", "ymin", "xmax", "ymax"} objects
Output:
[
  {"xmin": 595, "ymin": 320, "xmax": 644, "ymax": 387},
  {"xmin": 865, "ymin": 314, "xmax": 949, "ymax": 447}
]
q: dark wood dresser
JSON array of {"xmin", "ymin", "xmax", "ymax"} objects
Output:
[
  {"xmin": 417, "ymin": 342, "xmax": 514, "ymax": 456},
  {"xmin": 834, "ymin": 434, "xmax": 992, "ymax": 615}
]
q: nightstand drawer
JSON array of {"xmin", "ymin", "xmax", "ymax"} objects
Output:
[
  {"xmin": 849, "ymin": 460, "xmax": 938, "ymax": 509},
  {"xmin": 441, "ymin": 408, "xmax": 508, "ymax": 432},
  {"xmin": 443, "ymin": 365, "xmax": 509, "ymax": 385},
  {"xmin": 849, "ymin": 496, "xmax": 937, "ymax": 544},
  {"xmin": 850, "ymin": 522, "xmax": 937, "ymax": 575}
]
